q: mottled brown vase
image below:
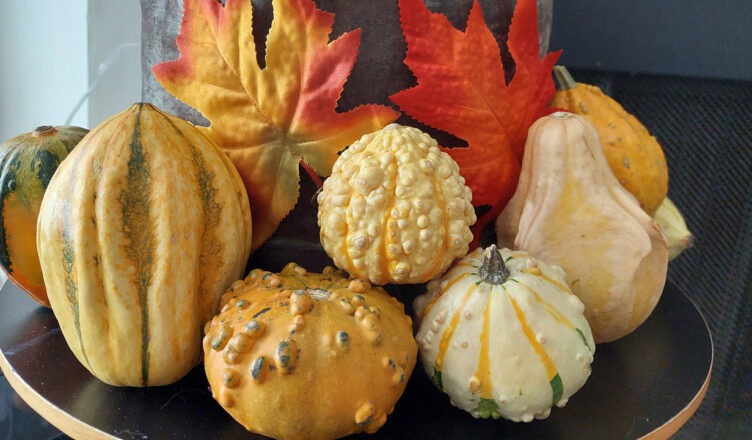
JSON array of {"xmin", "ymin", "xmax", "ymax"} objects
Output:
[{"xmin": 140, "ymin": 0, "xmax": 553, "ymax": 272}]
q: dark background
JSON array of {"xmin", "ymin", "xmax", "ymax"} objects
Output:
[
  {"xmin": 550, "ymin": 0, "xmax": 752, "ymax": 81},
  {"xmin": 550, "ymin": 1, "xmax": 752, "ymax": 439}
]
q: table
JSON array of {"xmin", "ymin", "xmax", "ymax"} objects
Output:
[{"xmin": 0, "ymin": 279, "xmax": 712, "ymax": 439}]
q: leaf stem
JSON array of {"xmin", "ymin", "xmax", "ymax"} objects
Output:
[{"xmin": 300, "ymin": 159, "xmax": 323, "ymax": 189}]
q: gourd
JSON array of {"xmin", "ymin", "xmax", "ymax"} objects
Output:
[
  {"xmin": 36, "ymin": 103, "xmax": 253, "ymax": 386},
  {"xmin": 203, "ymin": 262, "xmax": 417, "ymax": 440},
  {"xmin": 496, "ymin": 112, "xmax": 668, "ymax": 343},
  {"xmin": 413, "ymin": 245, "xmax": 595, "ymax": 422},
  {"xmin": 317, "ymin": 123, "xmax": 476, "ymax": 285},
  {"xmin": 653, "ymin": 197, "xmax": 694, "ymax": 260},
  {"xmin": 0, "ymin": 125, "xmax": 87, "ymax": 306},
  {"xmin": 551, "ymin": 65, "xmax": 669, "ymax": 216}
]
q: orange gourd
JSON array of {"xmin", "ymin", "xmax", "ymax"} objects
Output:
[
  {"xmin": 203, "ymin": 262, "xmax": 417, "ymax": 440},
  {"xmin": 551, "ymin": 66, "xmax": 668, "ymax": 216},
  {"xmin": 0, "ymin": 125, "xmax": 87, "ymax": 306},
  {"xmin": 317, "ymin": 124, "xmax": 476, "ymax": 285}
]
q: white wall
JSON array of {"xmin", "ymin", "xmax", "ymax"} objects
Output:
[
  {"xmin": 87, "ymin": 2, "xmax": 142, "ymax": 128},
  {"xmin": 0, "ymin": 1, "xmax": 142, "ymax": 286},
  {"xmin": 0, "ymin": 1, "xmax": 141, "ymax": 139},
  {"xmin": 0, "ymin": 1, "xmax": 89, "ymax": 141}
]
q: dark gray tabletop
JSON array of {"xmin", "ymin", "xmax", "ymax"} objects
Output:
[{"xmin": 0, "ymin": 276, "xmax": 712, "ymax": 439}]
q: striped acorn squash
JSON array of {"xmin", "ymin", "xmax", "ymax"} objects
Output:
[
  {"xmin": 37, "ymin": 103, "xmax": 253, "ymax": 387},
  {"xmin": 413, "ymin": 245, "xmax": 595, "ymax": 422},
  {"xmin": 0, "ymin": 125, "xmax": 87, "ymax": 306}
]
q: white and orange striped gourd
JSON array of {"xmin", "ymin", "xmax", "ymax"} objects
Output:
[{"xmin": 413, "ymin": 245, "xmax": 595, "ymax": 422}]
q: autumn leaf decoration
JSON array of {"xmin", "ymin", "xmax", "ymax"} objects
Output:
[
  {"xmin": 153, "ymin": 0, "xmax": 399, "ymax": 251},
  {"xmin": 391, "ymin": 0, "xmax": 561, "ymax": 246}
]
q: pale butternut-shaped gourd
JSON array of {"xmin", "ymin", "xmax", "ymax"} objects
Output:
[
  {"xmin": 203, "ymin": 263, "xmax": 417, "ymax": 440},
  {"xmin": 496, "ymin": 112, "xmax": 669, "ymax": 343},
  {"xmin": 414, "ymin": 245, "xmax": 595, "ymax": 422}
]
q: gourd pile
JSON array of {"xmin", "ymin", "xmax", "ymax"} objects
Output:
[{"xmin": 0, "ymin": 0, "xmax": 695, "ymax": 439}]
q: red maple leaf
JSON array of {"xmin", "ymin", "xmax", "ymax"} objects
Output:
[{"xmin": 391, "ymin": 0, "xmax": 560, "ymax": 246}]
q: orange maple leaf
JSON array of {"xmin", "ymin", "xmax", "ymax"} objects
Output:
[
  {"xmin": 390, "ymin": 0, "xmax": 560, "ymax": 246},
  {"xmin": 153, "ymin": 0, "xmax": 399, "ymax": 251}
]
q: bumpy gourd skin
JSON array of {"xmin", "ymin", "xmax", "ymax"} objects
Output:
[
  {"xmin": 317, "ymin": 123, "xmax": 476, "ymax": 285},
  {"xmin": 203, "ymin": 263, "xmax": 418, "ymax": 440}
]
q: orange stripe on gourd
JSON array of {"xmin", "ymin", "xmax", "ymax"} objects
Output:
[
  {"xmin": 507, "ymin": 290, "xmax": 563, "ymax": 404},
  {"xmin": 435, "ymin": 282, "xmax": 478, "ymax": 371}
]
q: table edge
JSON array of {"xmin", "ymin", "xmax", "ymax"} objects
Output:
[
  {"xmin": 642, "ymin": 294, "xmax": 715, "ymax": 440},
  {"xmin": 0, "ymin": 348, "xmax": 118, "ymax": 440},
  {"xmin": 1, "ymin": 281, "xmax": 715, "ymax": 440}
]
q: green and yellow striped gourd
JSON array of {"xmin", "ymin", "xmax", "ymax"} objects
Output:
[
  {"xmin": 413, "ymin": 245, "xmax": 595, "ymax": 422},
  {"xmin": 37, "ymin": 103, "xmax": 253, "ymax": 387},
  {"xmin": 0, "ymin": 125, "xmax": 87, "ymax": 306}
]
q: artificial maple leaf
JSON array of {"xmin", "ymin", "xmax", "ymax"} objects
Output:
[
  {"xmin": 153, "ymin": 0, "xmax": 399, "ymax": 251},
  {"xmin": 390, "ymin": 0, "xmax": 560, "ymax": 246}
]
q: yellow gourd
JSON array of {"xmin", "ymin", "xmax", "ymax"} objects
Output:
[
  {"xmin": 317, "ymin": 123, "xmax": 476, "ymax": 285},
  {"xmin": 551, "ymin": 66, "xmax": 669, "ymax": 216},
  {"xmin": 37, "ymin": 103, "xmax": 253, "ymax": 386},
  {"xmin": 203, "ymin": 263, "xmax": 418, "ymax": 440}
]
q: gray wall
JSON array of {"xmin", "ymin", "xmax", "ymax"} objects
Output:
[{"xmin": 549, "ymin": 0, "xmax": 752, "ymax": 81}]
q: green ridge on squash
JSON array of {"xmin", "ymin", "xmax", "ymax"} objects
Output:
[
  {"xmin": 120, "ymin": 105, "xmax": 155, "ymax": 386},
  {"xmin": 62, "ymin": 225, "xmax": 91, "ymax": 370},
  {"xmin": 550, "ymin": 373, "xmax": 563, "ymax": 405},
  {"xmin": 0, "ymin": 155, "xmax": 21, "ymax": 271},
  {"xmin": 475, "ymin": 398, "xmax": 502, "ymax": 419}
]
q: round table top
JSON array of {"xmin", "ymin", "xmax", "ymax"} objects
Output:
[{"xmin": 0, "ymin": 279, "xmax": 712, "ymax": 440}]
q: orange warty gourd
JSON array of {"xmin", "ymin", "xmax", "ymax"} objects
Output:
[
  {"xmin": 551, "ymin": 65, "xmax": 669, "ymax": 216},
  {"xmin": 203, "ymin": 262, "xmax": 418, "ymax": 440},
  {"xmin": 36, "ymin": 103, "xmax": 253, "ymax": 387},
  {"xmin": 0, "ymin": 125, "xmax": 87, "ymax": 306}
]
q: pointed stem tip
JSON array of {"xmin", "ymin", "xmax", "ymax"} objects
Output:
[{"xmin": 479, "ymin": 245, "xmax": 509, "ymax": 285}]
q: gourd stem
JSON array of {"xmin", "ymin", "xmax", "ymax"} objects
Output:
[
  {"xmin": 478, "ymin": 245, "xmax": 509, "ymax": 285},
  {"xmin": 553, "ymin": 65, "xmax": 577, "ymax": 91},
  {"xmin": 32, "ymin": 126, "xmax": 56, "ymax": 137}
]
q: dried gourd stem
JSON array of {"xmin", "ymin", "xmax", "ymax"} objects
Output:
[
  {"xmin": 32, "ymin": 126, "xmax": 56, "ymax": 137},
  {"xmin": 478, "ymin": 245, "xmax": 509, "ymax": 285},
  {"xmin": 553, "ymin": 65, "xmax": 577, "ymax": 91},
  {"xmin": 300, "ymin": 159, "xmax": 324, "ymax": 189}
]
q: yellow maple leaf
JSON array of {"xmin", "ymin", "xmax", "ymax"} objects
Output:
[{"xmin": 153, "ymin": 0, "xmax": 399, "ymax": 250}]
